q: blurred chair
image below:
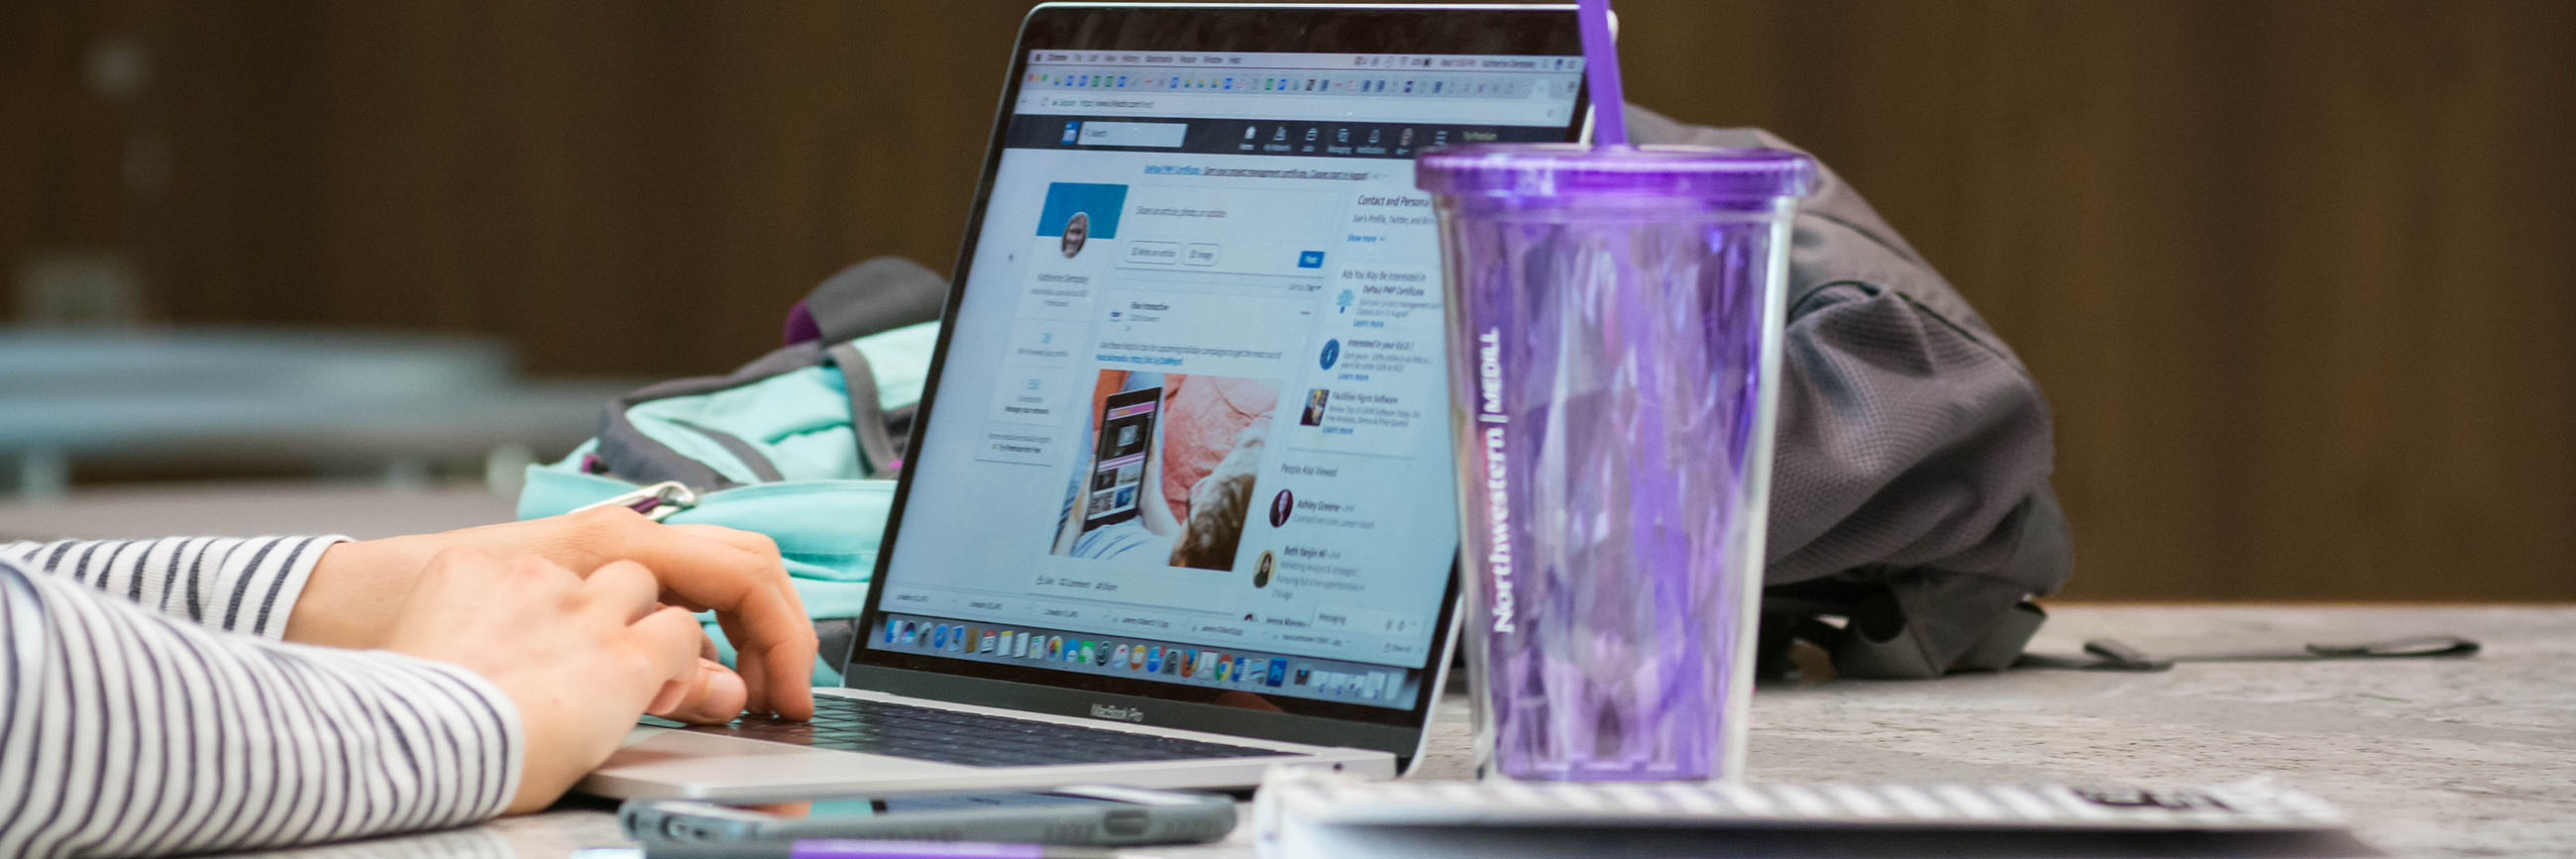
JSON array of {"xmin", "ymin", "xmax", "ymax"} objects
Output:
[{"xmin": 0, "ymin": 326, "xmax": 640, "ymax": 500}]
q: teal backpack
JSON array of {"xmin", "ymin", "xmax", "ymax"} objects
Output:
[{"xmin": 517, "ymin": 259, "xmax": 948, "ymax": 685}]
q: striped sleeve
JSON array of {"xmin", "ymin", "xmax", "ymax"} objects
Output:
[
  {"xmin": 0, "ymin": 537, "xmax": 341, "ymax": 640},
  {"xmin": 0, "ymin": 557, "xmax": 523, "ymax": 858}
]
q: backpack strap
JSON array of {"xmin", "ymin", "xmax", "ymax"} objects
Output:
[
  {"xmin": 1762, "ymin": 593, "xmax": 2048, "ymax": 680},
  {"xmin": 789, "ymin": 258, "xmax": 948, "ymax": 346},
  {"xmin": 822, "ymin": 341, "xmax": 904, "ymax": 478},
  {"xmin": 591, "ymin": 342, "xmax": 824, "ymax": 489},
  {"xmin": 790, "ymin": 257, "xmax": 945, "ymax": 476},
  {"xmin": 2015, "ymin": 633, "xmax": 2479, "ymax": 672}
]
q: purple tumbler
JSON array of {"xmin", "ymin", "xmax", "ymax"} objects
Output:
[{"xmin": 1418, "ymin": 145, "xmax": 1815, "ymax": 781}]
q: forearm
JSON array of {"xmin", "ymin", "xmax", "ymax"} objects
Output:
[
  {"xmin": 0, "ymin": 536, "xmax": 342, "ymax": 639},
  {"xmin": 0, "ymin": 559, "xmax": 521, "ymax": 858}
]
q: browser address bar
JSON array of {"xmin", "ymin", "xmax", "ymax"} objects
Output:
[{"xmin": 1020, "ymin": 91, "xmax": 1568, "ymax": 126}]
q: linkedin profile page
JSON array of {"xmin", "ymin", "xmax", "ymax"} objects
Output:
[{"xmin": 882, "ymin": 142, "xmax": 1460, "ymax": 671}]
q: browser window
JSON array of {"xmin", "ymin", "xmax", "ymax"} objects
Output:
[{"xmin": 870, "ymin": 50, "xmax": 1585, "ymax": 713}]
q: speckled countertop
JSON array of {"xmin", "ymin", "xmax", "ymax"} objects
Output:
[{"xmin": 249, "ymin": 605, "xmax": 2576, "ymax": 859}]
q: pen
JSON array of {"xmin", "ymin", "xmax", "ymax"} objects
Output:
[{"xmin": 637, "ymin": 839, "xmax": 1124, "ymax": 859}]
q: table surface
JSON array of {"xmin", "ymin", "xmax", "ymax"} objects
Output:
[{"xmin": 241, "ymin": 605, "xmax": 2576, "ymax": 859}]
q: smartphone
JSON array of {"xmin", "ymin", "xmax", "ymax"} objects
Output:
[
  {"xmin": 618, "ymin": 785, "xmax": 1235, "ymax": 847},
  {"xmin": 1082, "ymin": 386, "xmax": 1162, "ymax": 529}
]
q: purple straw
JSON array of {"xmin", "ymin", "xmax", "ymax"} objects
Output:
[{"xmin": 1577, "ymin": 0, "xmax": 1627, "ymax": 146}]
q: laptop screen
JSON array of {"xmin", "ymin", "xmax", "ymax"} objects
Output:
[{"xmin": 856, "ymin": 6, "xmax": 1585, "ymax": 732}]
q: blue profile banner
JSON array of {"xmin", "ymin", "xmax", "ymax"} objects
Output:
[{"xmin": 1036, "ymin": 182, "xmax": 1127, "ymax": 239}]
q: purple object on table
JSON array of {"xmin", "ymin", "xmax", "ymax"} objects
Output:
[
  {"xmin": 1576, "ymin": 0, "xmax": 1627, "ymax": 145},
  {"xmin": 784, "ymin": 298, "xmax": 823, "ymax": 345},
  {"xmin": 1418, "ymin": 144, "xmax": 1814, "ymax": 781}
]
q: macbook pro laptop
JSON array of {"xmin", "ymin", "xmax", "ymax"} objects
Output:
[{"xmin": 582, "ymin": 2, "xmax": 1591, "ymax": 802}]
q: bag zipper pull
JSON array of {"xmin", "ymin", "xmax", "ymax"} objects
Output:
[{"xmin": 572, "ymin": 480, "xmax": 699, "ymax": 522}]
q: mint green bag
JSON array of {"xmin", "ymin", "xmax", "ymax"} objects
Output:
[{"xmin": 516, "ymin": 259, "xmax": 947, "ymax": 686}]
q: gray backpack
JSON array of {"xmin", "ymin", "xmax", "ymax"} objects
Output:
[{"xmin": 1629, "ymin": 107, "xmax": 2073, "ymax": 679}]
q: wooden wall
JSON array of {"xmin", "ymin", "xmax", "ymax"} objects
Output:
[{"xmin": 5, "ymin": 1, "xmax": 2570, "ymax": 600}]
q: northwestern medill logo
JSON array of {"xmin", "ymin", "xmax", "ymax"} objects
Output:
[
  {"xmin": 1091, "ymin": 703, "xmax": 1144, "ymax": 722},
  {"xmin": 1477, "ymin": 328, "xmax": 1516, "ymax": 635}
]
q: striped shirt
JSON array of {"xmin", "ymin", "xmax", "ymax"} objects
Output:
[{"xmin": 0, "ymin": 537, "xmax": 521, "ymax": 858}]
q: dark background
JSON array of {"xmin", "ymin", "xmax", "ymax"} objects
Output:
[{"xmin": 5, "ymin": 0, "xmax": 2571, "ymax": 601}]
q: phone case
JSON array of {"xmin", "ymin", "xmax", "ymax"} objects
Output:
[{"xmin": 620, "ymin": 788, "xmax": 1237, "ymax": 847}]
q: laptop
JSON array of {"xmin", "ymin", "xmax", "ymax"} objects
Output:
[{"xmin": 581, "ymin": 2, "xmax": 1591, "ymax": 802}]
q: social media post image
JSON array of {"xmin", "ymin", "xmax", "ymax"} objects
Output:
[{"xmin": 1047, "ymin": 369, "xmax": 1279, "ymax": 576}]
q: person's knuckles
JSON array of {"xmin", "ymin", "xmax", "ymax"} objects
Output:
[
  {"xmin": 505, "ymin": 553, "xmax": 577, "ymax": 587},
  {"xmin": 566, "ymin": 504, "xmax": 655, "ymax": 562},
  {"xmin": 671, "ymin": 524, "xmax": 782, "ymax": 562},
  {"xmin": 614, "ymin": 648, "xmax": 676, "ymax": 698},
  {"xmin": 635, "ymin": 606, "xmax": 709, "ymax": 670},
  {"xmin": 584, "ymin": 560, "xmax": 660, "ymax": 610},
  {"xmin": 724, "ymin": 529, "xmax": 783, "ymax": 563}
]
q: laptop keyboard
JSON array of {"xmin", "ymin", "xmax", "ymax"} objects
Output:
[{"xmin": 643, "ymin": 695, "xmax": 1299, "ymax": 768}]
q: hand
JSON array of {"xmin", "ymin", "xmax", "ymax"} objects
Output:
[
  {"xmin": 290, "ymin": 506, "xmax": 817, "ymax": 720},
  {"xmin": 382, "ymin": 549, "xmax": 704, "ymax": 814}
]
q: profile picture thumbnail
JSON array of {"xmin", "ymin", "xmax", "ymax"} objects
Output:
[
  {"xmin": 1061, "ymin": 211, "xmax": 1090, "ymax": 259},
  {"xmin": 1269, "ymin": 488, "xmax": 1294, "ymax": 528},
  {"xmin": 1254, "ymin": 550, "xmax": 1275, "ymax": 589}
]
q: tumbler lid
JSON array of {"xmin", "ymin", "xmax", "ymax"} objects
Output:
[{"xmin": 1415, "ymin": 144, "xmax": 1816, "ymax": 199}]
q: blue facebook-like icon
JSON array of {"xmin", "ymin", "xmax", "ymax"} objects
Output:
[
  {"xmin": 1062, "ymin": 121, "xmax": 1081, "ymax": 144},
  {"xmin": 1297, "ymin": 251, "xmax": 1326, "ymax": 268}
]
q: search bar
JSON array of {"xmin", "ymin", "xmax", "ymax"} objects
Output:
[{"xmin": 1077, "ymin": 121, "xmax": 1187, "ymax": 148}]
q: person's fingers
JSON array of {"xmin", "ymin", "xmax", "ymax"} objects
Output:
[
  {"xmin": 648, "ymin": 659, "xmax": 749, "ymax": 724},
  {"xmin": 664, "ymin": 524, "xmax": 781, "ymax": 561},
  {"xmin": 715, "ymin": 612, "xmax": 771, "ymax": 717},
  {"xmin": 582, "ymin": 560, "xmax": 664, "ymax": 623},
  {"xmin": 706, "ymin": 583, "xmax": 813, "ymax": 721},
  {"xmin": 656, "ymin": 525, "xmax": 784, "ymax": 610},
  {"xmin": 627, "ymin": 604, "xmax": 707, "ymax": 699},
  {"xmin": 565, "ymin": 514, "xmax": 816, "ymax": 720},
  {"xmin": 721, "ymin": 608, "xmax": 815, "ymax": 721},
  {"xmin": 647, "ymin": 676, "xmax": 689, "ymax": 715}
]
